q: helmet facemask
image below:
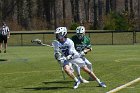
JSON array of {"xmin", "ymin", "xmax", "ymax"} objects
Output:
[
  {"xmin": 76, "ymin": 26, "xmax": 85, "ymax": 40},
  {"xmin": 55, "ymin": 27, "xmax": 67, "ymax": 42},
  {"xmin": 56, "ymin": 32, "xmax": 67, "ymax": 41},
  {"xmin": 76, "ymin": 33, "xmax": 84, "ymax": 40}
]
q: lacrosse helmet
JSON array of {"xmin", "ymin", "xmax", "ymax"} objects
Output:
[
  {"xmin": 76, "ymin": 26, "xmax": 85, "ymax": 40},
  {"xmin": 55, "ymin": 27, "xmax": 67, "ymax": 41}
]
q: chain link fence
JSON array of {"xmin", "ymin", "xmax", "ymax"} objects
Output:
[{"xmin": 8, "ymin": 30, "xmax": 140, "ymax": 46}]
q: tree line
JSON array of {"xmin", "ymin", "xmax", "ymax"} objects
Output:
[{"xmin": 0, "ymin": 0, "xmax": 139, "ymax": 31}]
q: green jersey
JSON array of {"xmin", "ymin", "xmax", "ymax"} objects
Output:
[{"xmin": 71, "ymin": 35, "xmax": 91, "ymax": 52}]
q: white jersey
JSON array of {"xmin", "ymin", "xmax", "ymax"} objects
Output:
[
  {"xmin": 53, "ymin": 38, "xmax": 86, "ymax": 67},
  {"xmin": 53, "ymin": 38, "xmax": 80, "ymax": 58},
  {"xmin": 0, "ymin": 26, "xmax": 10, "ymax": 35}
]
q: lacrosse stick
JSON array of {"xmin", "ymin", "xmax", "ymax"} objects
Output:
[
  {"xmin": 59, "ymin": 63, "xmax": 66, "ymax": 80},
  {"xmin": 31, "ymin": 38, "xmax": 53, "ymax": 47},
  {"xmin": 31, "ymin": 39, "xmax": 66, "ymax": 80},
  {"xmin": 52, "ymin": 41, "xmax": 66, "ymax": 80}
]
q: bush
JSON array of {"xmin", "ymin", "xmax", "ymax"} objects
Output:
[
  {"xmin": 70, "ymin": 22, "xmax": 79, "ymax": 30},
  {"xmin": 103, "ymin": 12, "xmax": 134, "ymax": 30}
]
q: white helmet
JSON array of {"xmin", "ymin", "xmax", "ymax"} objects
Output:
[
  {"xmin": 55, "ymin": 27, "xmax": 67, "ymax": 40},
  {"xmin": 76, "ymin": 26, "xmax": 85, "ymax": 39},
  {"xmin": 76, "ymin": 26, "xmax": 85, "ymax": 34}
]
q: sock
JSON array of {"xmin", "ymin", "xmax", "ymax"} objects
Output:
[
  {"xmin": 74, "ymin": 77, "xmax": 78, "ymax": 82},
  {"xmin": 78, "ymin": 75, "xmax": 83, "ymax": 80},
  {"xmin": 96, "ymin": 78, "xmax": 101, "ymax": 84}
]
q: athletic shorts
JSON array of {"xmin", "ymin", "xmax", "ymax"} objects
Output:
[
  {"xmin": 68, "ymin": 58, "xmax": 86, "ymax": 68},
  {"xmin": 0, "ymin": 35, "xmax": 7, "ymax": 43}
]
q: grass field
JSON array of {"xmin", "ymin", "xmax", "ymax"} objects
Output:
[{"xmin": 0, "ymin": 45, "xmax": 140, "ymax": 93}]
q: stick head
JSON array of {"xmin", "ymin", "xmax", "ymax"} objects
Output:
[{"xmin": 31, "ymin": 39, "xmax": 42, "ymax": 44}]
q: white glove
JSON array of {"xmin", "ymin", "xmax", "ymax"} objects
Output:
[
  {"xmin": 80, "ymin": 51, "xmax": 85, "ymax": 56},
  {"xmin": 58, "ymin": 57, "xmax": 66, "ymax": 64},
  {"xmin": 66, "ymin": 55, "xmax": 73, "ymax": 60}
]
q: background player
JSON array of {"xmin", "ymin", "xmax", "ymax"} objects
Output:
[{"xmin": 71, "ymin": 26, "xmax": 93, "ymax": 81}]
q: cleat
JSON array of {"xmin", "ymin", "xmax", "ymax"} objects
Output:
[
  {"xmin": 73, "ymin": 80, "xmax": 81, "ymax": 89},
  {"xmin": 99, "ymin": 82, "xmax": 107, "ymax": 88},
  {"xmin": 80, "ymin": 78, "xmax": 89, "ymax": 83},
  {"xmin": 0, "ymin": 50, "xmax": 1, "ymax": 53}
]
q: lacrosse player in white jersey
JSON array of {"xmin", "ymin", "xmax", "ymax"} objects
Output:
[
  {"xmin": 0, "ymin": 22, "xmax": 10, "ymax": 53},
  {"xmin": 53, "ymin": 27, "xmax": 106, "ymax": 89}
]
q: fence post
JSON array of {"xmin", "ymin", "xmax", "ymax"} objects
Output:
[
  {"xmin": 21, "ymin": 33, "xmax": 23, "ymax": 46},
  {"xmin": 133, "ymin": 31, "xmax": 136, "ymax": 44},
  {"xmin": 112, "ymin": 31, "xmax": 114, "ymax": 45},
  {"xmin": 43, "ymin": 33, "xmax": 45, "ymax": 43}
]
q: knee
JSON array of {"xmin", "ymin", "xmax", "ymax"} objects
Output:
[
  {"xmin": 64, "ymin": 66, "xmax": 70, "ymax": 72},
  {"xmin": 86, "ymin": 63, "xmax": 92, "ymax": 68}
]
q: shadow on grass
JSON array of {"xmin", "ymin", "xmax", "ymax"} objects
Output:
[
  {"xmin": 0, "ymin": 59, "xmax": 8, "ymax": 61},
  {"xmin": 23, "ymin": 80, "xmax": 73, "ymax": 91},
  {"xmin": 23, "ymin": 86, "xmax": 70, "ymax": 90},
  {"xmin": 42, "ymin": 80, "xmax": 73, "ymax": 84}
]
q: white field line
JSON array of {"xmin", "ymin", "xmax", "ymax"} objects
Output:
[
  {"xmin": 0, "ymin": 70, "xmax": 60, "ymax": 75},
  {"xmin": 106, "ymin": 77, "xmax": 140, "ymax": 93}
]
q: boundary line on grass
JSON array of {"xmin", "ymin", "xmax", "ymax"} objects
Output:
[{"xmin": 106, "ymin": 77, "xmax": 140, "ymax": 93}]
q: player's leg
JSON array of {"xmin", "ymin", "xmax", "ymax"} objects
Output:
[
  {"xmin": 0, "ymin": 43, "xmax": 2, "ymax": 53},
  {"xmin": 81, "ymin": 66, "xmax": 106, "ymax": 88},
  {"xmin": 82, "ymin": 57, "xmax": 93, "ymax": 71},
  {"xmin": 63, "ymin": 64, "xmax": 81, "ymax": 89},
  {"xmin": 71, "ymin": 58, "xmax": 106, "ymax": 88},
  {"xmin": 82, "ymin": 57, "xmax": 94, "ymax": 81},
  {"xmin": 0, "ymin": 35, "xmax": 3, "ymax": 53},
  {"xmin": 72, "ymin": 63, "xmax": 89, "ymax": 83},
  {"xmin": 3, "ymin": 35, "xmax": 7, "ymax": 53}
]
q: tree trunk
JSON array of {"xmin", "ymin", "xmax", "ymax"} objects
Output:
[
  {"xmin": 79, "ymin": 0, "xmax": 86, "ymax": 24},
  {"xmin": 55, "ymin": 0, "xmax": 64, "ymax": 28},
  {"xmin": 98, "ymin": 0, "xmax": 103, "ymax": 29},
  {"xmin": 116, "ymin": 0, "xmax": 125, "ymax": 13},
  {"xmin": 93, "ymin": 0, "xmax": 98, "ymax": 29},
  {"xmin": 63, "ymin": 0, "xmax": 72, "ymax": 28},
  {"xmin": 106, "ymin": 0, "xmax": 110, "ymax": 14},
  {"xmin": 89, "ymin": 0, "xmax": 94, "ymax": 23}
]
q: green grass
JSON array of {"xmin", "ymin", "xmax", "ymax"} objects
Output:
[{"xmin": 0, "ymin": 45, "xmax": 140, "ymax": 93}]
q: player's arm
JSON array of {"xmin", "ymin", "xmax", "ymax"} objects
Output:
[
  {"xmin": 66, "ymin": 39, "xmax": 80, "ymax": 60},
  {"xmin": 52, "ymin": 41, "xmax": 66, "ymax": 65},
  {"xmin": 81, "ymin": 37, "xmax": 92, "ymax": 55},
  {"xmin": 84, "ymin": 36, "xmax": 92, "ymax": 54},
  {"xmin": 7, "ymin": 27, "xmax": 10, "ymax": 38},
  {"xmin": 7, "ymin": 32, "xmax": 10, "ymax": 38},
  {"xmin": 83, "ymin": 47, "xmax": 92, "ymax": 54}
]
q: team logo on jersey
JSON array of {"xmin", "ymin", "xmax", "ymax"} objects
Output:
[
  {"xmin": 59, "ymin": 45, "xmax": 69, "ymax": 56},
  {"xmin": 76, "ymin": 44, "xmax": 86, "ymax": 51}
]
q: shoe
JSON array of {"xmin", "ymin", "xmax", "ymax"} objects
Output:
[
  {"xmin": 80, "ymin": 78, "xmax": 89, "ymax": 83},
  {"xmin": 4, "ymin": 50, "xmax": 6, "ymax": 53},
  {"xmin": 0, "ymin": 50, "xmax": 1, "ymax": 53},
  {"xmin": 73, "ymin": 80, "xmax": 81, "ymax": 89},
  {"xmin": 99, "ymin": 82, "xmax": 107, "ymax": 88}
]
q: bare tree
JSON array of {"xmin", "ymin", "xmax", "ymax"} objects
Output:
[
  {"xmin": 98, "ymin": 0, "xmax": 104, "ymax": 29},
  {"xmin": 55, "ymin": 0, "xmax": 64, "ymax": 27}
]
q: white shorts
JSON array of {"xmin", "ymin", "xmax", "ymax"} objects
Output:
[{"xmin": 68, "ymin": 58, "xmax": 86, "ymax": 67}]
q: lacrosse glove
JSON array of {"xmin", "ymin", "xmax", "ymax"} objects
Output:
[{"xmin": 66, "ymin": 55, "xmax": 73, "ymax": 60}]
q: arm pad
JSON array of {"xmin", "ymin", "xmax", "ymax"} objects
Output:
[{"xmin": 54, "ymin": 52, "xmax": 62, "ymax": 60}]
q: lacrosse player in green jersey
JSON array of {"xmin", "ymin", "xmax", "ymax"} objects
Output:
[{"xmin": 71, "ymin": 26, "xmax": 94, "ymax": 81}]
